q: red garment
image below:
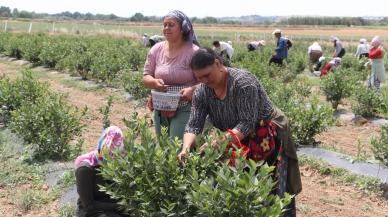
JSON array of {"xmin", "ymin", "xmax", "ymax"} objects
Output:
[
  {"xmin": 226, "ymin": 120, "xmax": 277, "ymax": 166},
  {"xmin": 369, "ymin": 47, "xmax": 384, "ymax": 59},
  {"xmin": 320, "ymin": 63, "xmax": 333, "ymax": 78}
]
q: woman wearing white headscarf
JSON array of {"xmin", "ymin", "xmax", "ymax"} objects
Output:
[
  {"xmin": 355, "ymin": 38, "xmax": 369, "ymax": 59},
  {"xmin": 368, "ymin": 36, "xmax": 385, "ymax": 90},
  {"xmin": 308, "ymin": 42, "xmax": 323, "ymax": 72}
]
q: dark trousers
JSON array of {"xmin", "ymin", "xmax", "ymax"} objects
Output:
[
  {"xmin": 359, "ymin": 53, "xmax": 369, "ymax": 59},
  {"xmin": 336, "ymin": 48, "xmax": 346, "ymax": 58},
  {"xmin": 269, "ymin": 56, "xmax": 284, "ymax": 66}
]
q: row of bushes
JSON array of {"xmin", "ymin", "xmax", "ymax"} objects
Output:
[
  {"xmin": 321, "ymin": 67, "xmax": 387, "ymax": 118},
  {"xmin": 0, "ymin": 70, "xmax": 85, "ymax": 161},
  {"xmin": 0, "ymin": 32, "xmax": 150, "ymax": 99}
]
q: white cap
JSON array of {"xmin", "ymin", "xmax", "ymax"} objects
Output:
[{"xmin": 272, "ymin": 29, "xmax": 281, "ymax": 34}]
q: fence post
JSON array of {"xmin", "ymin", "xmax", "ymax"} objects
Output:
[
  {"xmin": 4, "ymin": 20, "xmax": 7, "ymax": 31},
  {"xmin": 28, "ymin": 22, "xmax": 32, "ymax": 33},
  {"xmin": 52, "ymin": 22, "xmax": 55, "ymax": 32}
]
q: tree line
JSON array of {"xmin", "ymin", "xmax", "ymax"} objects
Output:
[{"xmin": 1, "ymin": 6, "xmax": 387, "ymax": 26}]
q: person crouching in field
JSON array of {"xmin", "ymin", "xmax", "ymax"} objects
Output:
[
  {"xmin": 269, "ymin": 29, "xmax": 288, "ymax": 66},
  {"xmin": 149, "ymin": 34, "xmax": 166, "ymax": 47},
  {"xmin": 368, "ymin": 36, "xmax": 385, "ymax": 91},
  {"xmin": 247, "ymin": 40, "xmax": 266, "ymax": 52},
  {"xmin": 355, "ymin": 38, "xmax": 369, "ymax": 59},
  {"xmin": 308, "ymin": 42, "xmax": 323, "ymax": 72},
  {"xmin": 320, "ymin": 57, "xmax": 341, "ymax": 78},
  {"xmin": 75, "ymin": 126, "xmax": 129, "ymax": 217},
  {"xmin": 213, "ymin": 40, "xmax": 234, "ymax": 66}
]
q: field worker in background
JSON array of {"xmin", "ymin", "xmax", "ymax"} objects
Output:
[
  {"xmin": 308, "ymin": 42, "xmax": 323, "ymax": 72},
  {"xmin": 368, "ymin": 36, "xmax": 385, "ymax": 91},
  {"xmin": 149, "ymin": 34, "xmax": 166, "ymax": 47},
  {"xmin": 212, "ymin": 41, "xmax": 234, "ymax": 59},
  {"xmin": 75, "ymin": 126, "xmax": 130, "ymax": 217},
  {"xmin": 312, "ymin": 56, "xmax": 327, "ymax": 76},
  {"xmin": 330, "ymin": 36, "xmax": 346, "ymax": 58},
  {"xmin": 142, "ymin": 33, "xmax": 150, "ymax": 47},
  {"xmin": 320, "ymin": 57, "xmax": 341, "ymax": 78},
  {"xmin": 355, "ymin": 38, "xmax": 370, "ymax": 59},
  {"xmin": 213, "ymin": 41, "xmax": 234, "ymax": 66},
  {"xmin": 143, "ymin": 10, "xmax": 200, "ymax": 140},
  {"xmin": 247, "ymin": 40, "xmax": 266, "ymax": 52},
  {"xmin": 269, "ymin": 29, "xmax": 288, "ymax": 66}
]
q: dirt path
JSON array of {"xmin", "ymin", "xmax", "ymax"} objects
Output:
[
  {"xmin": 1, "ymin": 60, "xmax": 387, "ymax": 217},
  {"xmin": 297, "ymin": 165, "xmax": 388, "ymax": 217},
  {"xmin": 316, "ymin": 122, "xmax": 381, "ymax": 157}
]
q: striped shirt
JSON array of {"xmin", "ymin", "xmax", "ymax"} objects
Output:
[{"xmin": 185, "ymin": 68, "xmax": 273, "ymax": 136}]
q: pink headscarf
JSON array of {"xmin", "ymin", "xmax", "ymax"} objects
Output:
[{"xmin": 74, "ymin": 126, "xmax": 124, "ymax": 168}]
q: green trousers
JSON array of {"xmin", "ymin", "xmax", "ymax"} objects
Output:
[{"xmin": 153, "ymin": 105, "xmax": 191, "ymax": 141}]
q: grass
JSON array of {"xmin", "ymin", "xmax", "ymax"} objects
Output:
[
  {"xmin": 296, "ymin": 203, "xmax": 311, "ymax": 215},
  {"xmin": 58, "ymin": 203, "xmax": 77, "ymax": 217},
  {"xmin": 0, "ymin": 128, "xmax": 77, "ymax": 214},
  {"xmin": 319, "ymin": 197, "xmax": 344, "ymax": 206}
]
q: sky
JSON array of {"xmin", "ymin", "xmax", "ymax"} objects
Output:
[{"xmin": 1, "ymin": 0, "xmax": 388, "ymax": 18}]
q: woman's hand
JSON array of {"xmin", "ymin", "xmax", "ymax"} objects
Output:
[
  {"xmin": 154, "ymin": 78, "xmax": 168, "ymax": 92},
  {"xmin": 177, "ymin": 149, "xmax": 189, "ymax": 165},
  {"xmin": 180, "ymin": 86, "xmax": 196, "ymax": 102}
]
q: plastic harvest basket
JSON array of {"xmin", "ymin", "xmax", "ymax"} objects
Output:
[{"xmin": 151, "ymin": 90, "xmax": 181, "ymax": 111}]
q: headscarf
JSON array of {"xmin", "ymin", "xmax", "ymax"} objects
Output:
[
  {"xmin": 371, "ymin": 36, "xmax": 381, "ymax": 48},
  {"xmin": 330, "ymin": 36, "xmax": 339, "ymax": 42},
  {"xmin": 74, "ymin": 126, "xmax": 124, "ymax": 168},
  {"xmin": 329, "ymin": 57, "xmax": 341, "ymax": 66},
  {"xmin": 272, "ymin": 29, "xmax": 281, "ymax": 35},
  {"xmin": 359, "ymin": 38, "xmax": 367, "ymax": 44},
  {"xmin": 164, "ymin": 10, "xmax": 199, "ymax": 46}
]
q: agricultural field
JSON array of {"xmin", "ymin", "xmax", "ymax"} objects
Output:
[{"xmin": 0, "ymin": 23, "xmax": 387, "ymax": 217}]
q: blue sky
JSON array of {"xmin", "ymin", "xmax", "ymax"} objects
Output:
[{"xmin": 2, "ymin": 0, "xmax": 388, "ymax": 18}]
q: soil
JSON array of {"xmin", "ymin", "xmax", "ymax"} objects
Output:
[
  {"xmin": 315, "ymin": 122, "xmax": 381, "ymax": 157},
  {"xmin": 1, "ymin": 60, "xmax": 387, "ymax": 216}
]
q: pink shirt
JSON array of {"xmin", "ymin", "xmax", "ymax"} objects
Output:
[{"xmin": 143, "ymin": 41, "xmax": 199, "ymax": 86}]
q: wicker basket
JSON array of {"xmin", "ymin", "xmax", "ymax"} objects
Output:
[{"xmin": 151, "ymin": 90, "xmax": 181, "ymax": 111}]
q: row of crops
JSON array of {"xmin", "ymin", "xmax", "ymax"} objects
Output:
[{"xmin": 0, "ymin": 32, "xmax": 386, "ymax": 145}]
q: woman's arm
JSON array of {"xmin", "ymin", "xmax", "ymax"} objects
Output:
[
  {"xmin": 143, "ymin": 75, "xmax": 168, "ymax": 92},
  {"xmin": 178, "ymin": 87, "xmax": 208, "ymax": 163},
  {"xmin": 180, "ymin": 84, "xmax": 199, "ymax": 102}
]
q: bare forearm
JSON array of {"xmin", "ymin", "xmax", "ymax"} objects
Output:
[
  {"xmin": 143, "ymin": 75, "xmax": 157, "ymax": 89},
  {"xmin": 182, "ymin": 133, "xmax": 197, "ymax": 152}
]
